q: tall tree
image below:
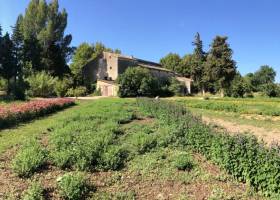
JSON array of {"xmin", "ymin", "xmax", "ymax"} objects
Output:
[
  {"xmin": 70, "ymin": 43, "xmax": 95, "ymax": 85},
  {"xmin": 0, "ymin": 33, "xmax": 17, "ymax": 94},
  {"xmin": 19, "ymin": 0, "xmax": 73, "ymax": 76},
  {"xmin": 160, "ymin": 53, "xmax": 181, "ymax": 71},
  {"xmin": 252, "ymin": 65, "xmax": 276, "ymax": 90},
  {"xmin": 205, "ymin": 36, "xmax": 237, "ymax": 97},
  {"xmin": 12, "ymin": 15, "xmax": 24, "ymax": 76},
  {"xmin": 190, "ymin": 32, "xmax": 207, "ymax": 95}
]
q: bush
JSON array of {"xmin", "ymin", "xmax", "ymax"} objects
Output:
[
  {"xmin": 26, "ymin": 71, "xmax": 58, "ymax": 97},
  {"xmin": 0, "ymin": 78, "xmax": 7, "ymax": 91},
  {"xmin": 117, "ymin": 66, "xmax": 158, "ymax": 97},
  {"xmin": 173, "ymin": 153, "xmax": 193, "ymax": 171},
  {"xmin": 12, "ymin": 141, "xmax": 46, "ymax": 177},
  {"xmin": 168, "ymin": 77, "xmax": 186, "ymax": 96},
  {"xmin": 129, "ymin": 132, "xmax": 157, "ymax": 154},
  {"xmin": 230, "ymin": 76, "xmax": 250, "ymax": 98},
  {"xmin": 98, "ymin": 145, "xmax": 127, "ymax": 170},
  {"xmin": 261, "ymin": 83, "xmax": 280, "ymax": 97},
  {"xmin": 55, "ymin": 78, "xmax": 73, "ymax": 97},
  {"xmin": 22, "ymin": 182, "xmax": 44, "ymax": 200},
  {"xmin": 66, "ymin": 86, "xmax": 87, "ymax": 97},
  {"xmin": 57, "ymin": 172, "xmax": 89, "ymax": 200}
]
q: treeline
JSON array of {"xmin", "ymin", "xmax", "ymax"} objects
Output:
[
  {"xmin": 160, "ymin": 33, "xmax": 280, "ymax": 97},
  {"xmin": 0, "ymin": 0, "xmax": 119, "ymax": 99}
]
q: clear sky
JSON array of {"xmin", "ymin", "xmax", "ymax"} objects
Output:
[{"xmin": 0, "ymin": 0, "xmax": 280, "ymax": 82}]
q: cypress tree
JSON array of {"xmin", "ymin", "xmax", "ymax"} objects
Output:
[{"xmin": 205, "ymin": 36, "xmax": 237, "ymax": 97}]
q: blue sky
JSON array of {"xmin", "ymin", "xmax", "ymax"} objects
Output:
[{"xmin": 0, "ymin": 0, "xmax": 280, "ymax": 82}]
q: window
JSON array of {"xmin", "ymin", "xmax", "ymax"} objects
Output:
[{"xmin": 110, "ymin": 66, "xmax": 112, "ymax": 70}]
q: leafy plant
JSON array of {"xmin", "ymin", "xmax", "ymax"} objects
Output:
[
  {"xmin": 26, "ymin": 71, "xmax": 58, "ymax": 97},
  {"xmin": 57, "ymin": 172, "xmax": 89, "ymax": 200},
  {"xmin": 12, "ymin": 141, "xmax": 46, "ymax": 177},
  {"xmin": 136, "ymin": 98, "xmax": 280, "ymax": 196},
  {"xmin": 173, "ymin": 153, "xmax": 193, "ymax": 171},
  {"xmin": 22, "ymin": 182, "xmax": 44, "ymax": 200}
]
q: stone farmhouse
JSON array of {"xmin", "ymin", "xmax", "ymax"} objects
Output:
[{"xmin": 82, "ymin": 52, "xmax": 192, "ymax": 96}]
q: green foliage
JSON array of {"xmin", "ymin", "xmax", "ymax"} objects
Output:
[
  {"xmin": 26, "ymin": 71, "xmax": 58, "ymax": 97},
  {"xmin": 98, "ymin": 145, "xmax": 127, "ymax": 170},
  {"xmin": 22, "ymin": 182, "xmax": 44, "ymax": 200},
  {"xmin": 66, "ymin": 86, "xmax": 87, "ymax": 97},
  {"xmin": 252, "ymin": 65, "xmax": 276, "ymax": 89},
  {"xmin": 160, "ymin": 53, "xmax": 181, "ymax": 72},
  {"xmin": 228, "ymin": 74, "xmax": 250, "ymax": 98},
  {"xmin": 19, "ymin": 0, "xmax": 73, "ymax": 76},
  {"xmin": 261, "ymin": 83, "xmax": 280, "ymax": 97},
  {"xmin": 117, "ymin": 67, "xmax": 156, "ymax": 97},
  {"xmin": 54, "ymin": 78, "xmax": 73, "ymax": 97},
  {"xmin": 168, "ymin": 77, "xmax": 186, "ymax": 96},
  {"xmin": 57, "ymin": 172, "xmax": 89, "ymax": 200},
  {"xmin": 205, "ymin": 36, "xmax": 237, "ymax": 97},
  {"xmin": 136, "ymin": 98, "xmax": 280, "ymax": 196},
  {"xmin": 173, "ymin": 153, "xmax": 193, "ymax": 171},
  {"xmin": 0, "ymin": 78, "xmax": 7, "ymax": 91},
  {"xmin": 49, "ymin": 99, "xmax": 136, "ymax": 171},
  {"xmin": 127, "ymin": 132, "xmax": 157, "ymax": 154},
  {"xmin": 178, "ymin": 98, "xmax": 280, "ymax": 116},
  {"xmin": 12, "ymin": 140, "xmax": 46, "ymax": 177}
]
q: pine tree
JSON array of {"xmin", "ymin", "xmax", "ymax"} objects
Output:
[
  {"xmin": 205, "ymin": 36, "xmax": 237, "ymax": 97},
  {"xmin": 19, "ymin": 0, "xmax": 73, "ymax": 76}
]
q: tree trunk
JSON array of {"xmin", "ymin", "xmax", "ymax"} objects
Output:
[
  {"xmin": 220, "ymin": 88, "xmax": 224, "ymax": 98},
  {"xmin": 201, "ymin": 86, "xmax": 205, "ymax": 97}
]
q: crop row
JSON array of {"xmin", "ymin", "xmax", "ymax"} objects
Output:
[
  {"xmin": 11, "ymin": 99, "xmax": 197, "ymax": 199},
  {"xmin": 137, "ymin": 98, "xmax": 280, "ymax": 197},
  {"xmin": 0, "ymin": 98, "xmax": 75, "ymax": 129},
  {"xmin": 177, "ymin": 99, "xmax": 280, "ymax": 116}
]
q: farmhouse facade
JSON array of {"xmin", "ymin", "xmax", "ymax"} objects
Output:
[{"xmin": 83, "ymin": 52, "xmax": 192, "ymax": 96}]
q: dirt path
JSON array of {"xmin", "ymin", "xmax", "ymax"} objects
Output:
[{"xmin": 202, "ymin": 116, "xmax": 280, "ymax": 145}]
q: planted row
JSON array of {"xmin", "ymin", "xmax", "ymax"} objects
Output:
[
  {"xmin": 137, "ymin": 98, "xmax": 280, "ymax": 197},
  {"xmin": 177, "ymin": 98, "xmax": 280, "ymax": 116},
  {"xmin": 0, "ymin": 98, "xmax": 75, "ymax": 129}
]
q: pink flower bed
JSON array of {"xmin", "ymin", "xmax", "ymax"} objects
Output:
[{"xmin": 0, "ymin": 98, "xmax": 75, "ymax": 129}]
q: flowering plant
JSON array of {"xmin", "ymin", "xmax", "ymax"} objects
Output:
[{"xmin": 0, "ymin": 98, "xmax": 75, "ymax": 129}]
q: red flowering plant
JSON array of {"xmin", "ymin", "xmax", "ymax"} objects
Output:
[{"xmin": 0, "ymin": 98, "xmax": 75, "ymax": 129}]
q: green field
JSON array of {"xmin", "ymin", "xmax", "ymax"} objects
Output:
[
  {"xmin": 0, "ymin": 98, "xmax": 266, "ymax": 200},
  {"xmin": 175, "ymin": 97, "xmax": 280, "ymax": 116}
]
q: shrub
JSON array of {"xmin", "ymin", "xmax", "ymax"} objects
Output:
[
  {"xmin": 117, "ymin": 66, "xmax": 158, "ymax": 97},
  {"xmin": 57, "ymin": 172, "xmax": 89, "ymax": 200},
  {"xmin": 129, "ymin": 132, "xmax": 157, "ymax": 154},
  {"xmin": 0, "ymin": 78, "xmax": 7, "ymax": 91},
  {"xmin": 92, "ymin": 87, "xmax": 101, "ymax": 96},
  {"xmin": 55, "ymin": 78, "xmax": 73, "ymax": 97},
  {"xmin": 173, "ymin": 153, "xmax": 193, "ymax": 171},
  {"xmin": 22, "ymin": 182, "xmax": 44, "ymax": 200},
  {"xmin": 98, "ymin": 145, "xmax": 127, "ymax": 170},
  {"xmin": 26, "ymin": 71, "xmax": 58, "ymax": 97},
  {"xmin": 261, "ymin": 83, "xmax": 280, "ymax": 97},
  {"xmin": 168, "ymin": 77, "xmax": 186, "ymax": 96},
  {"xmin": 66, "ymin": 86, "xmax": 87, "ymax": 97},
  {"xmin": 230, "ymin": 75, "xmax": 250, "ymax": 98},
  {"xmin": 12, "ymin": 141, "xmax": 46, "ymax": 177}
]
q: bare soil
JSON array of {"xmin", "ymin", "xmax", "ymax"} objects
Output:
[{"xmin": 202, "ymin": 116, "xmax": 280, "ymax": 145}]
